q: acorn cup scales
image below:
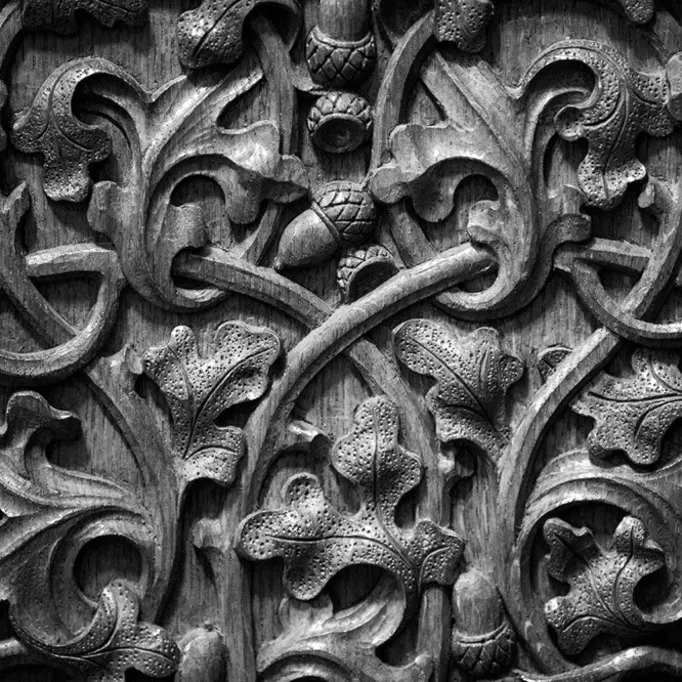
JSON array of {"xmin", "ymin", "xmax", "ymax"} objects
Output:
[{"xmin": 274, "ymin": 181, "xmax": 376, "ymax": 271}]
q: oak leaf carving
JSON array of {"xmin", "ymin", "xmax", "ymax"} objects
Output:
[
  {"xmin": 393, "ymin": 320, "xmax": 523, "ymax": 457},
  {"xmin": 572, "ymin": 349, "xmax": 682, "ymax": 467},
  {"xmin": 177, "ymin": 0, "xmax": 300, "ymax": 69},
  {"xmin": 543, "ymin": 516, "xmax": 664, "ymax": 656},
  {"xmin": 237, "ymin": 396, "xmax": 463, "ymax": 607},
  {"xmin": 21, "ymin": 0, "xmax": 146, "ymax": 32},
  {"xmin": 11, "ymin": 59, "xmax": 116, "ymax": 202},
  {"xmin": 143, "ymin": 322, "xmax": 280, "ymax": 487},
  {"xmin": 13, "ymin": 580, "xmax": 180, "ymax": 682}
]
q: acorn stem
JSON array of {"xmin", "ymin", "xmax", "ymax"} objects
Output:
[{"xmin": 318, "ymin": 0, "xmax": 369, "ymax": 41}]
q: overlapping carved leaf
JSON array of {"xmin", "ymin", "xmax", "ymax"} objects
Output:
[
  {"xmin": 258, "ymin": 578, "xmax": 433, "ymax": 681},
  {"xmin": 572, "ymin": 349, "xmax": 682, "ymax": 467},
  {"xmin": 394, "ymin": 321, "xmax": 523, "ymax": 457},
  {"xmin": 12, "ymin": 57, "xmax": 307, "ymax": 307},
  {"xmin": 177, "ymin": 0, "xmax": 300, "ymax": 69},
  {"xmin": 523, "ymin": 40, "xmax": 678, "ymax": 208},
  {"xmin": 21, "ymin": 0, "xmax": 146, "ymax": 33},
  {"xmin": 143, "ymin": 322, "xmax": 280, "ymax": 487},
  {"xmin": 543, "ymin": 516, "xmax": 665, "ymax": 656},
  {"xmin": 237, "ymin": 396, "xmax": 463, "ymax": 607},
  {"xmin": 14, "ymin": 580, "xmax": 180, "ymax": 682}
]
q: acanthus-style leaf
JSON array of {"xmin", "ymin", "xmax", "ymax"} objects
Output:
[
  {"xmin": 522, "ymin": 40, "xmax": 678, "ymax": 209},
  {"xmin": 143, "ymin": 322, "xmax": 281, "ymax": 487},
  {"xmin": 572, "ymin": 348, "xmax": 682, "ymax": 467},
  {"xmin": 0, "ymin": 392, "xmax": 139, "ymax": 600},
  {"xmin": 177, "ymin": 0, "xmax": 300, "ymax": 69},
  {"xmin": 258, "ymin": 577, "xmax": 433, "ymax": 681},
  {"xmin": 237, "ymin": 396, "xmax": 463, "ymax": 609},
  {"xmin": 0, "ymin": 393, "xmax": 171, "ymax": 681},
  {"xmin": 543, "ymin": 516, "xmax": 665, "ymax": 656},
  {"xmin": 14, "ymin": 580, "xmax": 180, "ymax": 682},
  {"xmin": 393, "ymin": 320, "xmax": 523, "ymax": 458},
  {"xmin": 21, "ymin": 0, "xmax": 146, "ymax": 33}
]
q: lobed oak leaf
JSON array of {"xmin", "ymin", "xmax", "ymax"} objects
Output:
[
  {"xmin": 21, "ymin": 0, "xmax": 147, "ymax": 33},
  {"xmin": 572, "ymin": 348, "xmax": 682, "ymax": 467},
  {"xmin": 143, "ymin": 322, "xmax": 280, "ymax": 487},
  {"xmin": 543, "ymin": 516, "xmax": 665, "ymax": 656},
  {"xmin": 394, "ymin": 320, "xmax": 523, "ymax": 458}
]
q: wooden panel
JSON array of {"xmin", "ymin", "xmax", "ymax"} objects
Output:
[{"xmin": 2, "ymin": 0, "xmax": 682, "ymax": 680}]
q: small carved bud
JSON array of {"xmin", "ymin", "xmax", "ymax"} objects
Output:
[
  {"xmin": 176, "ymin": 627, "xmax": 228, "ymax": 682},
  {"xmin": 337, "ymin": 244, "xmax": 398, "ymax": 301},
  {"xmin": 666, "ymin": 52, "xmax": 682, "ymax": 121},
  {"xmin": 451, "ymin": 567, "xmax": 516, "ymax": 679},
  {"xmin": 308, "ymin": 91, "xmax": 373, "ymax": 154},
  {"xmin": 274, "ymin": 182, "xmax": 376, "ymax": 270}
]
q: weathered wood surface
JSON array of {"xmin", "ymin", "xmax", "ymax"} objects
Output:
[{"xmin": 2, "ymin": 0, "xmax": 682, "ymax": 680}]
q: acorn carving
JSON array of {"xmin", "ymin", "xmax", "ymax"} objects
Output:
[
  {"xmin": 274, "ymin": 181, "xmax": 376, "ymax": 271},
  {"xmin": 451, "ymin": 567, "xmax": 517, "ymax": 678}
]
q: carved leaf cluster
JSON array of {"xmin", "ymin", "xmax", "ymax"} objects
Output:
[
  {"xmin": 394, "ymin": 321, "xmax": 523, "ymax": 457},
  {"xmin": 237, "ymin": 396, "xmax": 463, "ymax": 606},
  {"xmin": 143, "ymin": 322, "xmax": 280, "ymax": 486},
  {"xmin": 543, "ymin": 516, "xmax": 664, "ymax": 656},
  {"xmin": 13, "ymin": 580, "xmax": 180, "ymax": 682},
  {"xmin": 572, "ymin": 349, "xmax": 682, "ymax": 467}
]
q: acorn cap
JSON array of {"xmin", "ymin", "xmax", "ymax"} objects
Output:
[
  {"xmin": 337, "ymin": 244, "xmax": 398, "ymax": 300},
  {"xmin": 308, "ymin": 91, "xmax": 373, "ymax": 154},
  {"xmin": 305, "ymin": 25, "xmax": 376, "ymax": 88},
  {"xmin": 312, "ymin": 181, "xmax": 376, "ymax": 246}
]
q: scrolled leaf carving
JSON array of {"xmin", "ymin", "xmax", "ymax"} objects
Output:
[
  {"xmin": 237, "ymin": 396, "xmax": 463, "ymax": 608},
  {"xmin": 394, "ymin": 320, "xmax": 523, "ymax": 458},
  {"xmin": 572, "ymin": 349, "xmax": 682, "ymax": 467},
  {"xmin": 143, "ymin": 322, "xmax": 281, "ymax": 487},
  {"xmin": 543, "ymin": 516, "xmax": 665, "ymax": 656},
  {"xmin": 258, "ymin": 577, "xmax": 433, "ymax": 681},
  {"xmin": 522, "ymin": 40, "xmax": 678, "ymax": 209},
  {"xmin": 13, "ymin": 580, "xmax": 180, "ymax": 682},
  {"xmin": 0, "ymin": 392, "xmax": 146, "ymax": 601}
]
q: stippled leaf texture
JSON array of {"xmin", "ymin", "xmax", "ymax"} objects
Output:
[
  {"xmin": 14, "ymin": 580, "xmax": 179, "ymax": 682},
  {"xmin": 394, "ymin": 320, "xmax": 523, "ymax": 458},
  {"xmin": 143, "ymin": 322, "xmax": 280, "ymax": 486},
  {"xmin": 543, "ymin": 516, "xmax": 664, "ymax": 656},
  {"xmin": 572, "ymin": 348, "xmax": 682, "ymax": 467}
]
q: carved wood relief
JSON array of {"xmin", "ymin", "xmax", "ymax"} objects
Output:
[{"xmin": 2, "ymin": 0, "xmax": 682, "ymax": 680}]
